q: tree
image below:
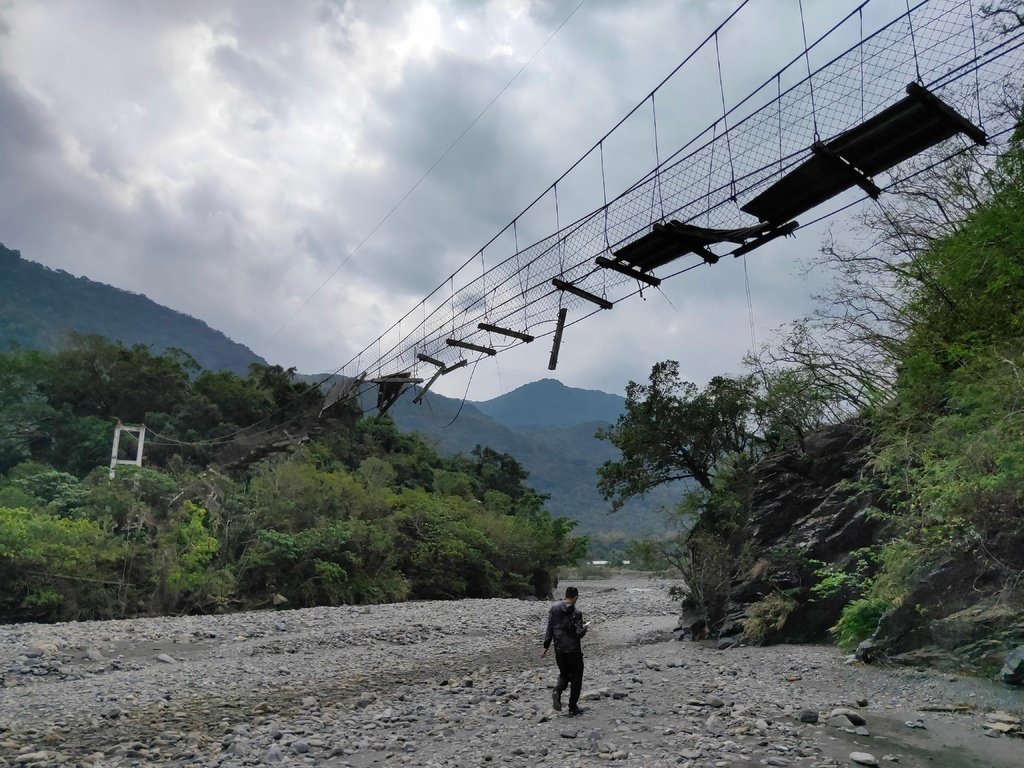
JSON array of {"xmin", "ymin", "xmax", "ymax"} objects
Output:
[
  {"xmin": 191, "ymin": 370, "xmax": 273, "ymax": 429},
  {"xmin": 596, "ymin": 363, "xmax": 757, "ymax": 510},
  {"xmin": 469, "ymin": 445, "xmax": 531, "ymax": 500},
  {"xmin": 746, "ymin": 360, "xmax": 833, "ymax": 451},
  {"xmin": 0, "ymin": 505, "xmax": 125, "ymax": 621},
  {"xmin": 0, "ymin": 349, "xmax": 53, "ymax": 472},
  {"xmin": 43, "ymin": 333, "xmax": 190, "ymax": 421}
]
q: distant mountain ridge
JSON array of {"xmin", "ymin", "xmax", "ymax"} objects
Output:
[
  {"xmin": 0, "ymin": 243, "xmax": 266, "ymax": 374},
  {"xmin": 470, "ymin": 378, "xmax": 625, "ymax": 427}
]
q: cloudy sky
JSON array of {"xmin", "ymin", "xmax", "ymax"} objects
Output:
[{"xmin": 0, "ymin": 0, "xmax": 903, "ymax": 400}]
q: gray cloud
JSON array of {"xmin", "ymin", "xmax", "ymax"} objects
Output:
[
  {"xmin": 0, "ymin": 0, "xmax": 891, "ymax": 400},
  {"xmin": 0, "ymin": 75, "xmax": 55, "ymax": 158}
]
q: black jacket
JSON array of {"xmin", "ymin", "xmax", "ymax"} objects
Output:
[{"xmin": 544, "ymin": 600, "xmax": 587, "ymax": 653}]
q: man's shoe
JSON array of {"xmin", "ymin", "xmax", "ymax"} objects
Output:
[
  {"xmin": 567, "ymin": 705, "xmax": 583, "ymax": 716},
  {"xmin": 551, "ymin": 690, "xmax": 562, "ymax": 711}
]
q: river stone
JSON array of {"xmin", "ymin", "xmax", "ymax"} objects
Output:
[
  {"xmin": 850, "ymin": 752, "xmax": 878, "ymax": 766},
  {"xmin": 15, "ymin": 752, "xmax": 50, "ymax": 763},
  {"xmin": 1000, "ymin": 646, "xmax": 1024, "ymax": 686},
  {"xmin": 856, "ymin": 639, "xmax": 883, "ymax": 663},
  {"xmin": 28, "ymin": 641, "xmax": 59, "ymax": 657},
  {"xmin": 827, "ymin": 715, "xmax": 856, "ymax": 728},
  {"xmin": 829, "ymin": 707, "xmax": 866, "ymax": 726},
  {"xmin": 798, "ymin": 709, "xmax": 818, "ymax": 723},
  {"xmin": 263, "ymin": 745, "xmax": 283, "ymax": 763}
]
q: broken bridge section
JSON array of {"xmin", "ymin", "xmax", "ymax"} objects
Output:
[
  {"xmin": 322, "ymin": 0, "xmax": 1019, "ymax": 419},
  {"xmin": 741, "ymin": 83, "xmax": 988, "ymax": 226},
  {"xmin": 603, "ymin": 83, "xmax": 987, "ymax": 280}
]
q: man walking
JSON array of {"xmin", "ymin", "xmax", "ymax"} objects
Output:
[{"xmin": 541, "ymin": 586, "xmax": 590, "ymax": 715}]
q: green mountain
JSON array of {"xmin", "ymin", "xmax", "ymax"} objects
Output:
[
  {"xmin": 360, "ymin": 380, "xmax": 680, "ymax": 537},
  {"xmin": 470, "ymin": 378, "xmax": 625, "ymax": 426},
  {"xmin": 0, "ymin": 243, "xmax": 266, "ymax": 375}
]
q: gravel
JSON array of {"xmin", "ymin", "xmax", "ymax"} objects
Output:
[{"xmin": 1, "ymin": 577, "xmax": 1021, "ymax": 767}]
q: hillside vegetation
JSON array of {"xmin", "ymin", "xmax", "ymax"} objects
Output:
[
  {"xmin": 0, "ymin": 336, "xmax": 584, "ymax": 622},
  {"xmin": 0, "ymin": 242, "xmax": 670, "ymax": 540},
  {"xmin": 0, "ymin": 243, "xmax": 265, "ymax": 375}
]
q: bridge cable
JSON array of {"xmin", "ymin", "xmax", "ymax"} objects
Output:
[
  {"xmin": 651, "ymin": 94, "xmax": 666, "ymax": 218},
  {"xmin": 859, "ymin": 7, "xmax": 865, "ymax": 121},
  {"xmin": 968, "ymin": 0, "xmax": 984, "ymax": 130},
  {"xmin": 905, "ymin": 0, "xmax": 923, "ymax": 83},
  {"xmin": 797, "ymin": 0, "xmax": 819, "ymax": 140},
  {"xmin": 714, "ymin": 31, "xmax": 737, "ymax": 200}
]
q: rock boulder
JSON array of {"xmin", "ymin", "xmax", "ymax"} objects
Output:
[{"xmin": 1001, "ymin": 646, "xmax": 1024, "ymax": 686}]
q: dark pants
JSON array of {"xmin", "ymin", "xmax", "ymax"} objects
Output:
[{"xmin": 554, "ymin": 650, "xmax": 584, "ymax": 707}]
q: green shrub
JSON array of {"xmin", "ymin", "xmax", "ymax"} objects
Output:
[
  {"xmin": 832, "ymin": 597, "xmax": 890, "ymax": 652},
  {"xmin": 0, "ymin": 505, "xmax": 125, "ymax": 620},
  {"xmin": 743, "ymin": 591, "xmax": 798, "ymax": 644}
]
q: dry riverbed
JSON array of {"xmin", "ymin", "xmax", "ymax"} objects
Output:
[{"xmin": 1, "ymin": 577, "xmax": 1021, "ymax": 767}]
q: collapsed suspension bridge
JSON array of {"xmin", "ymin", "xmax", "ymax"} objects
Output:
[
  {"xmin": 320, "ymin": 0, "xmax": 1022, "ymax": 418},
  {"xmin": 138, "ymin": 0, "xmax": 1024, "ymax": 471}
]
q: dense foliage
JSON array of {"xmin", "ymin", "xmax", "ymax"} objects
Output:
[
  {"xmin": 852, "ymin": 131, "xmax": 1024, "ymax": 637},
  {"xmin": 0, "ymin": 337, "xmax": 585, "ymax": 622}
]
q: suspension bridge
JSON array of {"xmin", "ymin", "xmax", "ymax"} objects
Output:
[
  {"xmin": 313, "ymin": 0, "xmax": 1022, "ymax": 419},
  {"xmin": 132, "ymin": 0, "xmax": 1023, "ymax": 470}
]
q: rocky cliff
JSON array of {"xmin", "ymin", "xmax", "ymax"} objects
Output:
[
  {"xmin": 722, "ymin": 421, "xmax": 882, "ymax": 644},
  {"xmin": 684, "ymin": 421, "xmax": 1024, "ymax": 686}
]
